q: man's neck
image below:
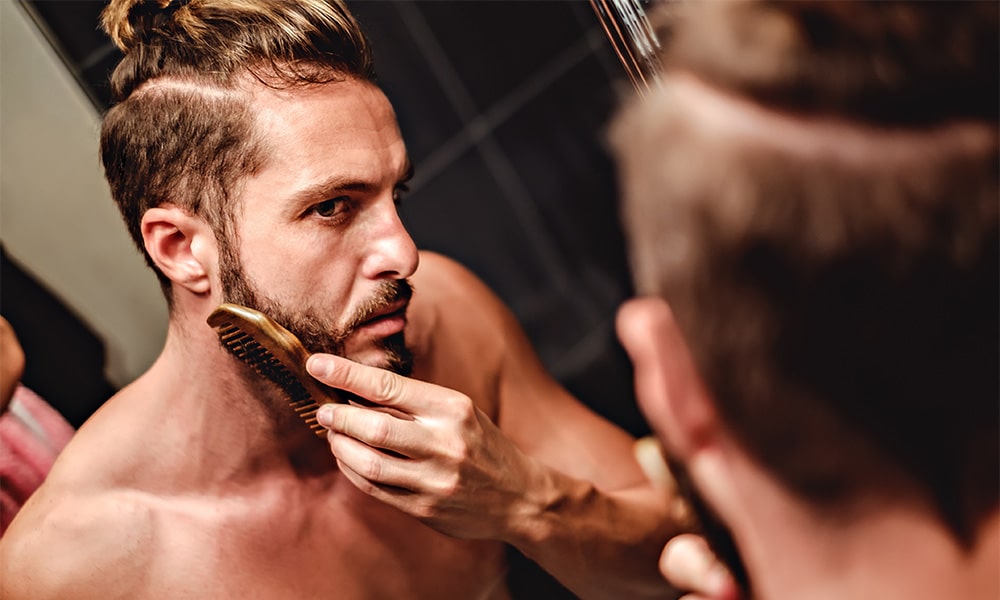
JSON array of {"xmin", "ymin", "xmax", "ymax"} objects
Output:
[
  {"xmin": 126, "ymin": 313, "xmax": 336, "ymax": 488},
  {"xmin": 719, "ymin": 455, "xmax": 1000, "ymax": 600}
]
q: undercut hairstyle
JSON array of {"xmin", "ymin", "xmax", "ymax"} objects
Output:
[
  {"xmin": 99, "ymin": 0, "xmax": 375, "ymax": 300},
  {"xmin": 612, "ymin": 0, "xmax": 998, "ymax": 545}
]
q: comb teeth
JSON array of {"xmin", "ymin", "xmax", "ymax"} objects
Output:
[
  {"xmin": 208, "ymin": 305, "xmax": 335, "ymax": 437},
  {"xmin": 217, "ymin": 322, "xmax": 312, "ymax": 403}
]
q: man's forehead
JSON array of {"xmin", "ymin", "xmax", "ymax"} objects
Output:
[
  {"xmin": 247, "ymin": 77, "xmax": 403, "ymax": 157},
  {"xmin": 230, "ymin": 78, "xmax": 408, "ymax": 213}
]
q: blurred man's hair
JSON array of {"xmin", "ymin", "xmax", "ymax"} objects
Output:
[{"xmin": 612, "ymin": 0, "xmax": 998, "ymax": 545}]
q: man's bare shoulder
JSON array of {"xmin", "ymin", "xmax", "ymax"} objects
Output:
[
  {"xmin": 410, "ymin": 256, "xmax": 642, "ymax": 488},
  {"xmin": 413, "ymin": 251, "xmax": 497, "ymax": 302},
  {"xmin": 410, "ymin": 251, "xmax": 520, "ymax": 338},
  {"xmin": 0, "ymin": 487, "xmax": 157, "ymax": 600},
  {"xmin": 407, "ymin": 252, "xmax": 530, "ymax": 416}
]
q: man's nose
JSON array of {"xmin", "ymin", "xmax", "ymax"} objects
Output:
[{"xmin": 362, "ymin": 204, "xmax": 419, "ymax": 281}]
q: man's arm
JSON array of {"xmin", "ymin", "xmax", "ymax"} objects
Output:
[
  {"xmin": 307, "ymin": 253, "xmax": 685, "ymax": 599},
  {"xmin": 308, "ymin": 354, "xmax": 681, "ymax": 599}
]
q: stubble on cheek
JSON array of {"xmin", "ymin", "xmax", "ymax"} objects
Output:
[{"xmin": 220, "ymin": 249, "xmax": 414, "ymax": 374}]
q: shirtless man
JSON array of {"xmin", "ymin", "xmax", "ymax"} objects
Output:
[{"xmin": 0, "ymin": 1, "xmax": 676, "ymax": 598}]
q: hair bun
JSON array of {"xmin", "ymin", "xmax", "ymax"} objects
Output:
[{"xmin": 102, "ymin": 0, "xmax": 193, "ymax": 52}]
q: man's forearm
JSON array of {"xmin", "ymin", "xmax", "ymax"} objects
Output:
[{"xmin": 504, "ymin": 463, "xmax": 682, "ymax": 600}]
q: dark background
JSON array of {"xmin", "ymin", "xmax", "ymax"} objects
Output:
[{"xmin": 14, "ymin": 2, "xmax": 649, "ymax": 596}]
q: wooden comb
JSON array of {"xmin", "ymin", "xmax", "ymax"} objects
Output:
[{"xmin": 207, "ymin": 303, "xmax": 341, "ymax": 437}]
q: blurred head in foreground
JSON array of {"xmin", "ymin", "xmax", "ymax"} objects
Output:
[{"xmin": 612, "ymin": 1, "xmax": 999, "ymax": 598}]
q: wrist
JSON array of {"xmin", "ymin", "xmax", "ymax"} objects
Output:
[{"xmin": 503, "ymin": 460, "xmax": 596, "ymax": 550}]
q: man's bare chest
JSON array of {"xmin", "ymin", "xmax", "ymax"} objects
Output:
[{"xmin": 149, "ymin": 479, "xmax": 509, "ymax": 599}]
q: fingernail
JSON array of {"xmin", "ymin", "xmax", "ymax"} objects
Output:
[
  {"xmin": 307, "ymin": 355, "xmax": 332, "ymax": 378},
  {"xmin": 316, "ymin": 404, "xmax": 334, "ymax": 427}
]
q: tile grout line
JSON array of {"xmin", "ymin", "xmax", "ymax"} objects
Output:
[{"xmin": 410, "ymin": 26, "xmax": 608, "ymax": 193}]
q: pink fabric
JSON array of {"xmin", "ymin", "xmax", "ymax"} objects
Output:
[{"xmin": 0, "ymin": 385, "xmax": 74, "ymax": 534}]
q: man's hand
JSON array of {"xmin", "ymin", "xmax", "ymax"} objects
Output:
[
  {"xmin": 633, "ymin": 437, "xmax": 741, "ymax": 599},
  {"xmin": 659, "ymin": 534, "xmax": 742, "ymax": 600},
  {"xmin": 0, "ymin": 317, "xmax": 26, "ymax": 413},
  {"xmin": 306, "ymin": 353, "xmax": 545, "ymax": 542}
]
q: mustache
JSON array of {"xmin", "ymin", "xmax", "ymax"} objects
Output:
[{"xmin": 343, "ymin": 279, "xmax": 413, "ymax": 332}]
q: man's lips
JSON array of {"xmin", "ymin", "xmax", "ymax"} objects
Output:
[
  {"xmin": 355, "ymin": 301, "xmax": 408, "ymax": 335},
  {"xmin": 360, "ymin": 300, "xmax": 408, "ymax": 324}
]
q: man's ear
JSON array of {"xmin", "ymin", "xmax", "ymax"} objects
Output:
[
  {"xmin": 141, "ymin": 205, "xmax": 216, "ymax": 295},
  {"xmin": 616, "ymin": 297, "xmax": 718, "ymax": 460}
]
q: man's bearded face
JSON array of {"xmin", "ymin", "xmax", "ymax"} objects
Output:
[{"xmin": 218, "ymin": 240, "xmax": 414, "ymax": 376}]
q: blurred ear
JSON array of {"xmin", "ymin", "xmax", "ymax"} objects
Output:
[
  {"xmin": 616, "ymin": 297, "xmax": 719, "ymax": 459},
  {"xmin": 141, "ymin": 205, "xmax": 216, "ymax": 295}
]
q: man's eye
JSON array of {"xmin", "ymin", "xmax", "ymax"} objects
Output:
[{"xmin": 312, "ymin": 197, "xmax": 348, "ymax": 218}]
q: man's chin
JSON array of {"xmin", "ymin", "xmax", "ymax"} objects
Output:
[{"xmin": 342, "ymin": 338, "xmax": 413, "ymax": 376}]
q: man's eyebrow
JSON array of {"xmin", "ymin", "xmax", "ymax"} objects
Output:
[
  {"xmin": 287, "ymin": 161, "xmax": 415, "ymax": 208},
  {"xmin": 288, "ymin": 176, "xmax": 375, "ymax": 207}
]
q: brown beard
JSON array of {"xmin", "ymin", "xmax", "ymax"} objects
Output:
[{"xmin": 218, "ymin": 240, "xmax": 414, "ymax": 376}]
